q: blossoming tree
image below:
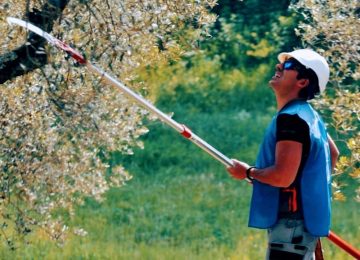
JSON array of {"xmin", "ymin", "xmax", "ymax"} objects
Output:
[
  {"xmin": 0, "ymin": 0, "xmax": 216, "ymax": 246},
  {"xmin": 291, "ymin": 0, "xmax": 359, "ymax": 201}
]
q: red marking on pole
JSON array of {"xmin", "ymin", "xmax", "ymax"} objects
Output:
[
  {"xmin": 327, "ymin": 231, "xmax": 360, "ymax": 259},
  {"xmin": 181, "ymin": 125, "xmax": 192, "ymax": 139},
  {"xmin": 54, "ymin": 38, "xmax": 86, "ymax": 64},
  {"xmin": 70, "ymin": 52, "xmax": 86, "ymax": 64}
]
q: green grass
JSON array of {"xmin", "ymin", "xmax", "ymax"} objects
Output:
[{"xmin": 1, "ymin": 170, "xmax": 358, "ymax": 259}]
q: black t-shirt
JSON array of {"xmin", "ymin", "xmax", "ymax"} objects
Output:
[
  {"xmin": 276, "ymin": 113, "xmax": 310, "ymax": 216},
  {"xmin": 276, "ymin": 114, "xmax": 309, "ymax": 145}
]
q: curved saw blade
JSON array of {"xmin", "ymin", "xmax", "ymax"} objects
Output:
[{"xmin": 7, "ymin": 17, "xmax": 86, "ymax": 64}]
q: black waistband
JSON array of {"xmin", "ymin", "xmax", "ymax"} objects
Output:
[{"xmin": 278, "ymin": 211, "xmax": 303, "ymax": 220}]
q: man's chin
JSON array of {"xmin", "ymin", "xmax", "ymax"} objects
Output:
[{"xmin": 268, "ymin": 79, "xmax": 276, "ymax": 88}]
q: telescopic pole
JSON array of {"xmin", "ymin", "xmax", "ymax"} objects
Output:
[
  {"xmin": 6, "ymin": 17, "xmax": 235, "ymax": 170},
  {"xmin": 85, "ymin": 63, "xmax": 236, "ymax": 169},
  {"xmin": 6, "ymin": 17, "xmax": 360, "ymax": 259}
]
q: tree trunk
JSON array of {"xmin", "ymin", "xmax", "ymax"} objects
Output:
[{"xmin": 0, "ymin": 0, "xmax": 70, "ymax": 84}]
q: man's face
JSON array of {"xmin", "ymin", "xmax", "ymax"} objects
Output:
[{"xmin": 269, "ymin": 59, "xmax": 303, "ymax": 97}]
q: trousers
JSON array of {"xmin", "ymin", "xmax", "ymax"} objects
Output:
[{"xmin": 266, "ymin": 218, "xmax": 318, "ymax": 260}]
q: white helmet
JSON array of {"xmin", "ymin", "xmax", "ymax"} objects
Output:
[{"xmin": 278, "ymin": 49, "xmax": 330, "ymax": 93}]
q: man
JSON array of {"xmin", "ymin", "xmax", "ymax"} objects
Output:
[{"xmin": 227, "ymin": 49, "xmax": 339, "ymax": 259}]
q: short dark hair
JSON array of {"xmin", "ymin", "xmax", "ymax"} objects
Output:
[
  {"xmin": 288, "ymin": 58, "xmax": 320, "ymax": 100},
  {"xmin": 297, "ymin": 67, "xmax": 320, "ymax": 100}
]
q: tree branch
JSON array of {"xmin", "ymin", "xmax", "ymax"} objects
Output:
[{"xmin": 0, "ymin": 0, "xmax": 70, "ymax": 84}]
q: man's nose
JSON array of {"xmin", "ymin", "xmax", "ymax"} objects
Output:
[{"xmin": 276, "ymin": 63, "xmax": 283, "ymax": 72}]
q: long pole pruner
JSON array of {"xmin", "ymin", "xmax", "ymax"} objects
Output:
[{"xmin": 7, "ymin": 17, "xmax": 360, "ymax": 259}]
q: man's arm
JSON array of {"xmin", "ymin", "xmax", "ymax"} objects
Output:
[
  {"xmin": 249, "ymin": 141, "xmax": 301, "ymax": 187},
  {"xmin": 227, "ymin": 134, "xmax": 339, "ymax": 187},
  {"xmin": 228, "ymin": 141, "xmax": 302, "ymax": 188},
  {"xmin": 327, "ymin": 134, "xmax": 339, "ymax": 171},
  {"xmin": 227, "ymin": 113, "xmax": 308, "ymax": 187}
]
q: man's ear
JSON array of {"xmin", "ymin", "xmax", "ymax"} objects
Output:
[{"xmin": 297, "ymin": 78, "xmax": 309, "ymax": 89}]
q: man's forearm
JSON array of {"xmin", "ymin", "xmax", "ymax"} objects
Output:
[
  {"xmin": 249, "ymin": 166, "xmax": 294, "ymax": 188},
  {"xmin": 249, "ymin": 141, "xmax": 302, "ymax": 188},
  {"xmin": 327, "ymin": 134, "xmax": 339, "ymax": 171}
]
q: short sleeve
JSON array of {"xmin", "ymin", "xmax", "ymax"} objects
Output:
[{"xmin": 276, "ymin": 114, "xmax": 309, "ymax": 144}]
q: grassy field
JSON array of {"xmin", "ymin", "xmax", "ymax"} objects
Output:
[{"xmin": 1, "ymin": 110, "xmax": 359, "ymax": 259}]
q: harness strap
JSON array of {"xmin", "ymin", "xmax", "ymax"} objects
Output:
[
  {"xmin": 282, "ymin": 187, "xmax": 298, "ymax": 212},
  {"xmin": 315, "ymin": 239, "xmax": 324, "ymax": 260}
]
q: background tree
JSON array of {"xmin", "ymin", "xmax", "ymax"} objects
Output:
[
  {"xmin": 0, "ymin": 0, "xmax": 216, "ymax": 246},
  {"xmin": 291, "ymin": 0, "xmax": 359, "ymax": 201},
  {"xmin": 208, "ymin": 0, "xmax": 298, "ymax": 70}
]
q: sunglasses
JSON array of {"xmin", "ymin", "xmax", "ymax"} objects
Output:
[{"xmin": 282, "ymin": 59, "xmax": 306, "ymax": 72}]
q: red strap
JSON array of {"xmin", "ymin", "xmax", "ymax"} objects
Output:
[
  {"xmin": 282, "ymin": 187, "xmax": 298, "ymax": 212},
  {"xmin": 315, "ymin": 239, "xmax": 324, "ymax": 260}
]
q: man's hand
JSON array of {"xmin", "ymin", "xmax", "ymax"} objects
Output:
[{"xmin": 227, "ymin": 159, "xmax": 250, "ymax": 180}]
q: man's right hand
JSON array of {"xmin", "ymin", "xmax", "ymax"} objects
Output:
[{"xmin": 227, "ymin": 159, "xmax": 250, "ymax": 180}]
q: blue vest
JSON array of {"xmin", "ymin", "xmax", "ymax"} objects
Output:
[{"xmin": 248, "ymin": 100, "xmax": 332, "ymax": 237}]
